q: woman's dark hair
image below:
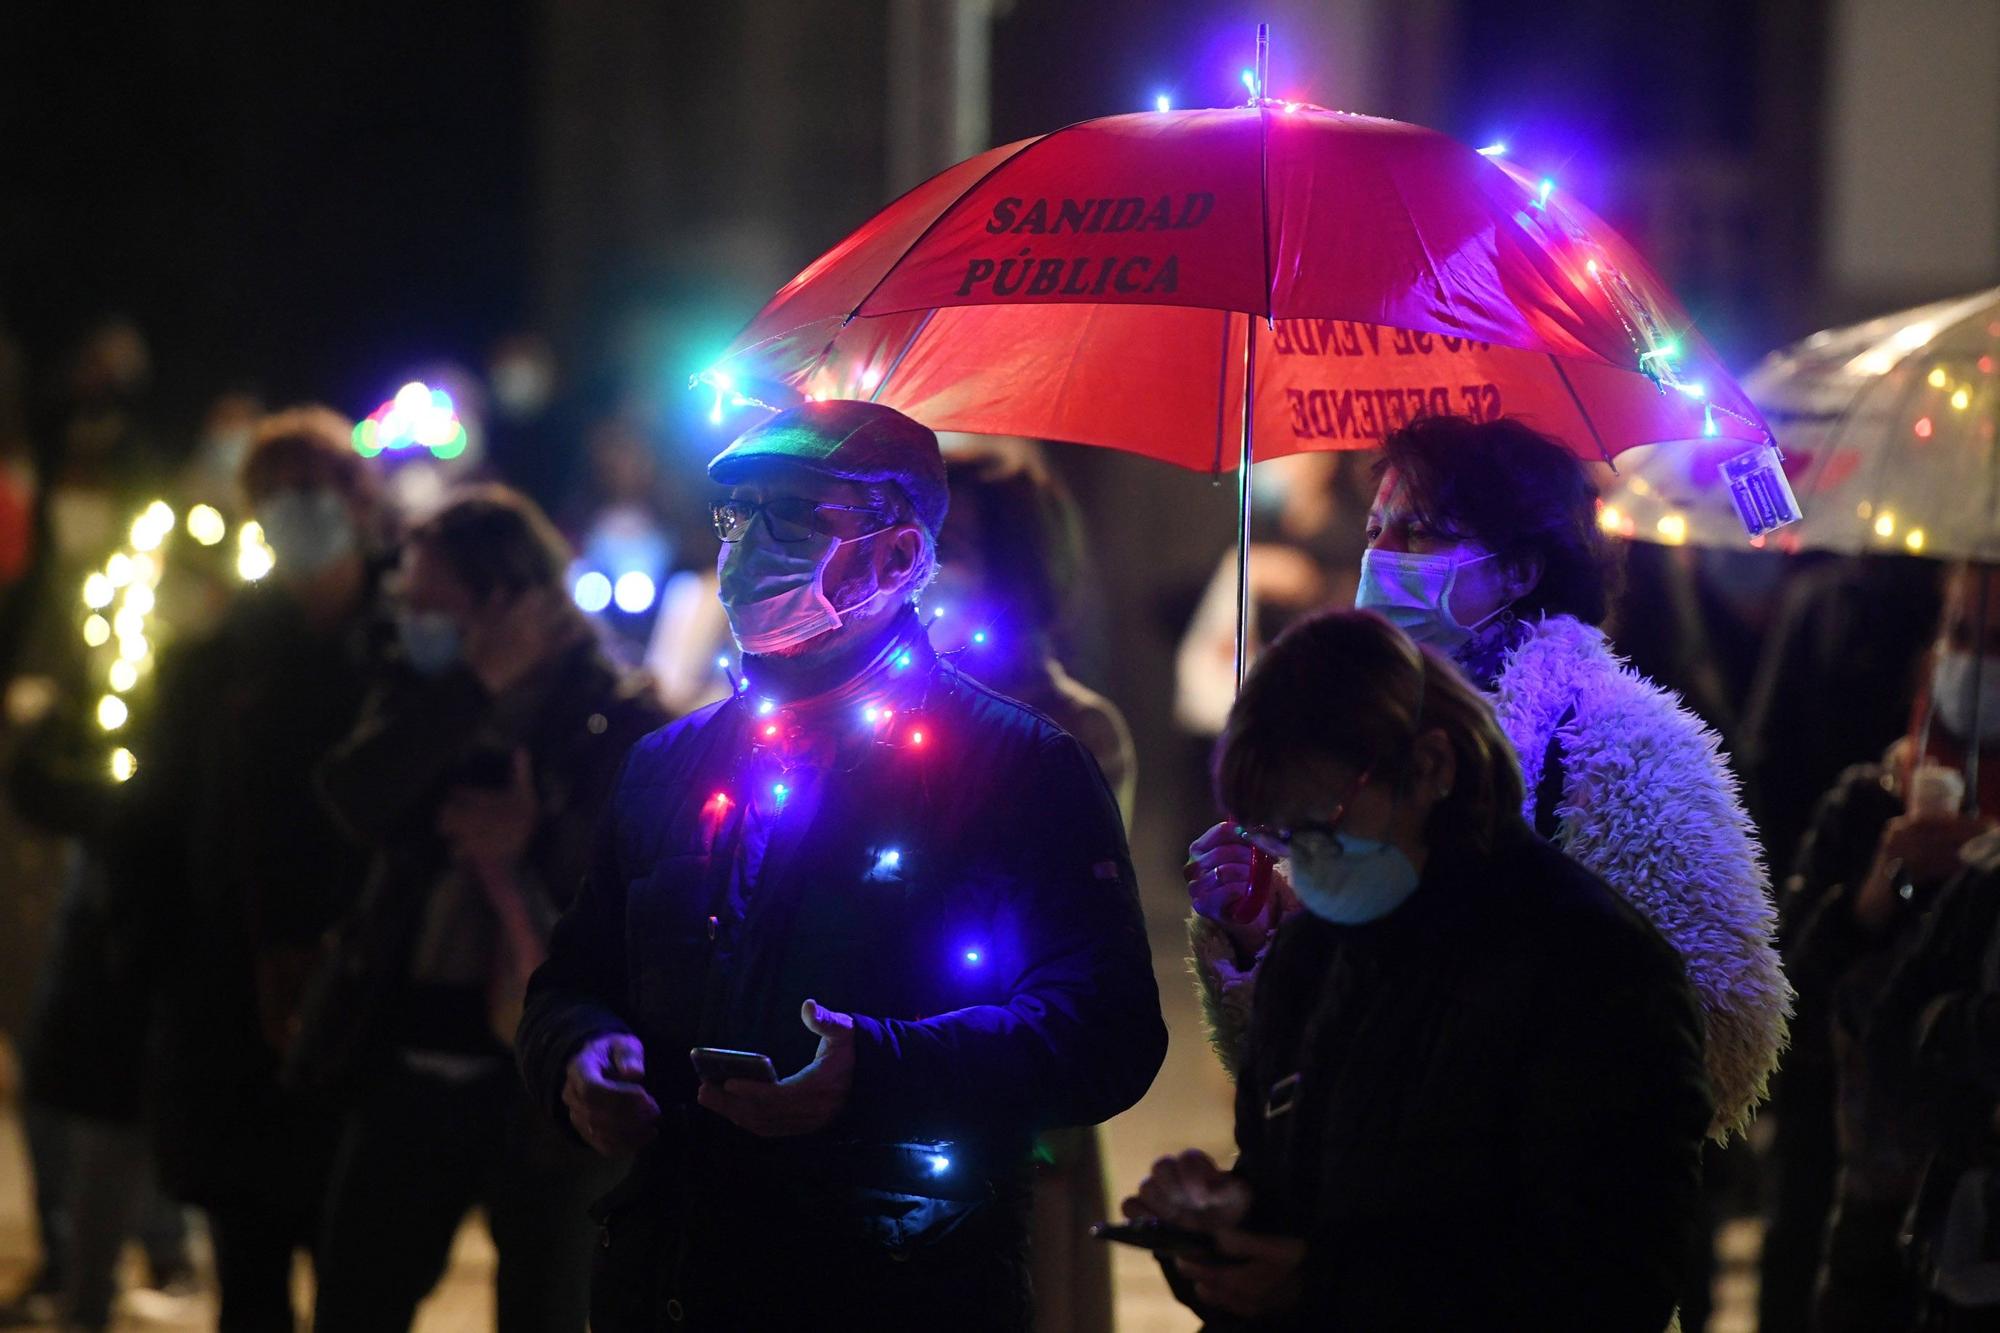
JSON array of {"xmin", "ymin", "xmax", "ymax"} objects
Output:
[
  {"xmin": 241, "ymin": 405, "xmax": 375, "ymax": 507},
  {"xmin": 1215, "ymin": 610, "xmax": 1527, "ymax": 855},
  {"xmin": 941, "ymin": 440, "xmax": 1086, "ymax": 640},
  {"xmin": 1378, "ymin": 415, "xmax": 1621, "ymax": 626},
  {"xmin": 408, "ymin": 484, "xmax": 573, "ymax": 604}
]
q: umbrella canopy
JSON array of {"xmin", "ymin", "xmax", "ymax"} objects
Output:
[
  {"xmin": 706, "ymin": 102, "xmax": 1765, "ymax": 468},
  {"xmin": 1602, "ymin": 285, "xmax": 2000, "ymax": 557}
]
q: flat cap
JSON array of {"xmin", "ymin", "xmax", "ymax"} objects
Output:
[{"xmin": 708, "ymin": 400, "xmax": 948, "ymax": 535}]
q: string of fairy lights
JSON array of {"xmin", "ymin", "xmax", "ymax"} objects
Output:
[{"xmin": 78, "ymin": 497, "xmax": 274, "ymax": 783}]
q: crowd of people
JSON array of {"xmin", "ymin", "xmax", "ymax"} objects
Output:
[{"xmin": 1, "ymin": 311, "xmax": 1997, "ymax": 1331}]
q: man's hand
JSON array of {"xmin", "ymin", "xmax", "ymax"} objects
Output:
[
  {"xmin": 464, "ymin": 588, "xmax": 585, "ymax": 696},
  {"xmin": 696, "ymin": 1000, "xmax": 854, "ymax": 1137},
  {"xmin": 563, "ymin": 1033, "xmax": 660, "ymax": 1157},
  {"xmin": 439, "ymin": 749, "xmax": 538, "ymax": 869}
]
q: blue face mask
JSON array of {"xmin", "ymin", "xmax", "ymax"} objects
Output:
[
  {"xmin": 396, "ymin": 610, "xmax": 463, "ymax": 677},
  {"xmin": 258, "ymin": 489, "xmax": 355, "ymax": 577},
  {"xmin": 1287, "ymin": 832, "xmax": 1421, "ymax": 924}
]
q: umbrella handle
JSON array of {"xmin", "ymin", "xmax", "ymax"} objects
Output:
[{"xmin": 1969, "ymin": 569, "xmax": 1991, "ymax": 814}]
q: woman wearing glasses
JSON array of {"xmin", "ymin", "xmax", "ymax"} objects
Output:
[{"xmin": 1125, "ymin": 610, "xmax": 1711, "ymax": 1328}]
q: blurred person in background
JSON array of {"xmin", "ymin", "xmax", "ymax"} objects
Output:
[
  {"xmin": 107, "ymin": 406, "xmax": 389, "ymax": 1330},
  {"xmin": 6, "ymin": 688, "xmax": 195, "ymax": 1328},
  {"xmin": 936, "ymin": 439, "xmax": 1135, "ymax": 1333},
  {"xmin": 1770, "ymin": 563, "xmax": 2000, "ymax": 1332},
  {"xmin": 294, "ymin": 485, "xmax": 665, "ymax": 1331},
  {"xmin": 517, "ymin": 400, "xmax": 1165, "ymax": 1330},
  {"xmin": 1862, "ymin": 758, "xmax": 2000, "ymax": 1327},
  {"xmin": 936, "ymin": 438, "xmax": 1133, "ymax": 819},
  {"xmin": 1128, "ymin": 610, "xmax": 1710, "ymax": 1328},
  {"xmin": 1172, "ymin": 450, "xmax": 1374, "ymax": 740},
  {"xmin": 562, "ymin": 412, "xmax": 683, "ymax": 658},
  {"xmin": 1742, "ymin": 554, "xmax": 1946, "ymax": 885}
]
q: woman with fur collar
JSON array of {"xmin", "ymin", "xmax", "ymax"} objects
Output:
[{"xmin": 1186, "ymin": 415, "xmax": 1791, "ymax": 1143}]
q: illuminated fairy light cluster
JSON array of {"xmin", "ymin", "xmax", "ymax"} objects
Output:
[
  {"xmin": 79, "ymin": 498, "xmax": 256, "ymax": 782},
  {"xmin": 704, "ymin": 649, "xmax": 986, "ymax": 972},
  {"xmin": 351, "ymin": 382, "xmax": 467, "ymax": 460},
  {"xmin": 571, "ymin": 568, "xmax": 656, "ymax": 615}
]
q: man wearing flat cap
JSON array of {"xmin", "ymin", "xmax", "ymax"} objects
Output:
[{"xmin": 518, "ymin": 400, "xmax": 1166, "ymax": 1330}]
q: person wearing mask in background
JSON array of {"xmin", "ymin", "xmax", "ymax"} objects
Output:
[
  {"xmin": 1127, "ymin": 610, "xmax": 1711, "ymax": 1328},
  {"xmin": 294, "ymin": 485, "xmax": 666, "ymax": 1331},
  {"xmin": 1185, "ymin": 417, "xmax": 1788, "ymax": 1136},
  {"xmin": 936, "ymin": 438, "xmax": 1136, "ymax": 1333},
  {"xmin": 1771, "ymin": 563, "xmax": 1999, "ymax": 1332},
  {"xmin": 517, "ymin": 400, "xmax": 1166, "ymax": 1331},
  {"xmin": 107, "ymin": 406, "xmax": 387, "ymax": 1330}
]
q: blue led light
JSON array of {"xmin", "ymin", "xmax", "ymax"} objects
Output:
[
  {"xmin": 971, "ymin": 631, "xmax": 988, "ymax": 645},
  {"xmin": 1154, "ymin": 94, "xmax": 1171, "ymax": 113},
  {"xmin": 963, "ymin": 948, "xmax": 983, "ymax": 965},
  {"xmin": 757, "ymin": 698, "xmax": 776, "ymax": 716},
  {"xmin": 928, "ymin": 1154, "xmax": 951, "ymax": 1176},
  {"xmin": 1536, "ymin": 178, "xmax": 1555, "ymax": 207},
  {"xmin": 573, "ymin": 571, "xmax": 612, "ymax": 613},
  {"xmin": 1476, "ymin": 141, "xmax": 1507, "ymax": 157},
  {"xmin": 772, "ymin": 782, "xmax": 789, "ymax": 801},
  {"xmin": 716, "ymin": 654, "xmax": 731, "ymax": 671},
  {"xmin": 897, "ymin": 651, "xmax": 914, "ymax": 669},
  {"xmin": 863, "ymin": 705, "xmax": 880, "ymax": 724}
]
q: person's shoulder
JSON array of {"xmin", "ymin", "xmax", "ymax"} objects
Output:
[
  {"xmin": 938, "ymin": 665, "xmax": 1075, "ymax": 750},
  {"xmin": 1496, "ymin": 831, "xmax": 1685, "ymax": 976},
  {"xmin": 620, "ymin": 697, "xmax": 734, "ymax": 784}
]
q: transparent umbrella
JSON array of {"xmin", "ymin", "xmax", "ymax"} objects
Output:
[{"xmin": 1602, "ymin": 285, "xmax": 2000, "ymax": 558}]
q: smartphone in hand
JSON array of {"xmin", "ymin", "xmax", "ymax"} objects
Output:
[
  {"xmin": 689, "ymin": 1047, "xmax": 777, "ymax": 1085},
  {"xmin": 1090, "ymin": 1221, "xmax": 1246, "ymax": 1265}
]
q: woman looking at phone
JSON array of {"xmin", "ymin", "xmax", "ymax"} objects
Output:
[{"xmin": 1124, "ymin": 610, "xmax": 1711, "ymax": 1328}]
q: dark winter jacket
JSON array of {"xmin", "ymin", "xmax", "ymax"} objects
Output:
[
  {"xmin": 517, "ymin": 613, "xmax": 1166, "ymax": 1330},
  {"xmin": 106, "ymin": 580, "xmax": 380, "ymax": 1204},
  {"xmin": 1176, "ymin": 826, "xmax": 1710, "ymax": 1332}
]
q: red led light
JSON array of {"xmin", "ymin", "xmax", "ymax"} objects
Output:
[
  {"xmin": 910, "ymin": 731, "xmax": 925, "ymax": 746},
  {"xmin": 1915, "ymin": 416, "xmax": 1935, "ymax": 439},
  {"xmin": 764, "ymin": 724, "xmax": 779, "ymax": 737},
  {"xmin": 1982, "ymin": 355, "xmax": 1996, "ymax": 375}
]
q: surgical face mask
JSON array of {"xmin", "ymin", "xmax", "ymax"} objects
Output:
[
  {"xmin": 716, "ymin": 525, "xmax": 916, "ymax": 656},
  {"xmin": 1933, "ymin": 650, "xmax": 2000, "ymax": 744},
  {"xmin": 1287, "ymin": 831, "xmax": 1422, "ymax": 925},
  {"xmin": 396, "ymin": 610, "xmax": 462, "ymax": 677},
  {"xmin": 258, "ymin": 489, "xmax": 356, "ymax": 577},
  {"xmin": 1355, "ymin": 548, "xmax": 1506, "ymax": 650}
]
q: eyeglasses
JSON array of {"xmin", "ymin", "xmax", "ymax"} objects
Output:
[
  {"xmin": 1234, "ymin": 766, "xmax": 1375, "ymax": 859},
  {"xmin": 711, "ymin": 496, "xmax": 891, "ymax": 544}
]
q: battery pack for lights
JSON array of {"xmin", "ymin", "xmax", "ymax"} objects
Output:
[{"xmin": 1721, "ymin": 444, "xmax": 1802, "ymax": 538}]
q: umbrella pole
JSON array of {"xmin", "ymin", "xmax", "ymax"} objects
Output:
[
  {"xmin": 1969, "ymin": 566, "xmax": 1991, "ymax": 814},
  {"xmin": 1234, "ymin": 316, "xmax": 1258, "ymax": 692}
]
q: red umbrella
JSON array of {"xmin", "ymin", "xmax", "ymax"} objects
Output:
[{"xmin": 705, "ymin": 32, "xmax": 1767, "ymax": 680}]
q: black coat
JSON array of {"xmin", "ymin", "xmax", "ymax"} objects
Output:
[
  {"xmin": 1180, "ymin": 827, "xmax": 1711, "ymax": 1332},
  {"xmin": 106, "ymin": 583, "xmax": 379, "ymax": 1204},
  {"xmin": 516, "ymin": 625, "xmax": 1166, "ymax": 1331}
]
